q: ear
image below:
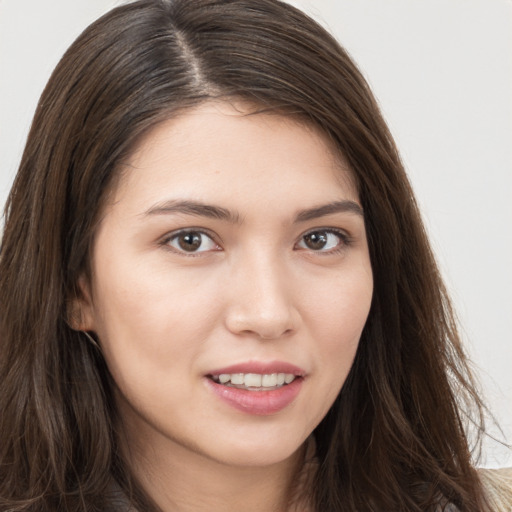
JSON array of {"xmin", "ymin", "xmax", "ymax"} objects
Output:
[{"xmin": 67, "ymin": 274, "xmax": 96, "ymax": 332}]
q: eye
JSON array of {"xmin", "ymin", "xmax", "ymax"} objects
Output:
[
  {"xmin": 165, "ymin": 230, "xmax": 220, "ymax": 254},
  {"xmin": 296, "ymin": 229, "xmax": 348, "ymax": 252}
]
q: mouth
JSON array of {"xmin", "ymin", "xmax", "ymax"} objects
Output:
[
  {"xmin": 208, "ymin": 372, "xmax": 299, "ymax": 391},
  {"xmin": 205, "ymin": 363, "xmax": 306, "ymax": 415}
]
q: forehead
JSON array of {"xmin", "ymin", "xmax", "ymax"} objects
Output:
[{"xmin": 111, "ymin": 100, "xmax": 358, "ymax": 212}]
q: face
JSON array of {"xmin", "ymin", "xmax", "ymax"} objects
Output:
[{"xmin": 78, "ymin": 101, "xmax": 373, "ymax": 469}]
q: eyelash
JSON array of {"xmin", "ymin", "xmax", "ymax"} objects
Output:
[
  {"xmin": 296, "ymin": 228, "xmax": 352, "ymax": 255},
  {"xmin": 160, "ymin": 229, "xmax": 221, "ymax": 256},
  {"xmin": 160, "ymin": 228, "xmax": 352, "ymax": 256}
]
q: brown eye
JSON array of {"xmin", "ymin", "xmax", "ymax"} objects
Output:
[
  {"xmin": 304, "ymin": 232, "xmax": 328, "ymax": 250},
  {"xmin": 297, "ymin": 230, "xmax": 346, "ymax": 252},
  {"xmin": 178, "ymin": 232, "xmax": 202, "ymax": 251},
  {"xmin": 167, "ymin": 231, "xmax": 219, "ymax": 253}
]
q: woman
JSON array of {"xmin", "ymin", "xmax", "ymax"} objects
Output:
[{"xmin": 0, "ymin": 0, "xmax": 510, "ymax": 510}]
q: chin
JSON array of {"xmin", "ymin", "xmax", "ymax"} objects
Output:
[{"xmin": 202, "ymin": 428, "xmax": 309, "ymax": 468}]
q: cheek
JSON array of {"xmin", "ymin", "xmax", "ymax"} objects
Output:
[
  {"xmin": 302, "ymin": 264, "xmax": 373, "ymax": 375},
  {"xmin": 292, "ymin": 266, "xmax": 372, "ymax": 434},
  {"xmin": 305, "ymin": 265, "xmax": 372, "ymax": 336},
  {"xmin": 89, "ymin": 256, "xmax": 224, "ymax": 374}
]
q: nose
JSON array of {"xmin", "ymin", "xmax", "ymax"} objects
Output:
[{"xmin": 224, "ymin": 252, "xmax": 298, "ymax": 340}]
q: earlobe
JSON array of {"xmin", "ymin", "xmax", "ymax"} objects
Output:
[{"xmin": 67, "ymin": 275, "xmax": 96, "ymax": 332}]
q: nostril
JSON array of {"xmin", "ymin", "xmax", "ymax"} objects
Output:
[{"xmin": 256, "ymin": 327, "xmax": 294, "ymax": 340}]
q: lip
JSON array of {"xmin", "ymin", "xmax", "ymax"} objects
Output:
[
  {"xmin": 207, "ymin": 361, "xmax": 306, "ymax": 377},
  {"xmin": 205, "ymin": 377, "xmax": 303, "ymax": 415},
  {"xmin": 204, "ymin": 360, "xmax": 306, "ymax": 416}
]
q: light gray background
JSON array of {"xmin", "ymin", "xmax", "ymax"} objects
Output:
[{"xmin": 1, "ymin": 0, "xmax": 510, "ymax": 467}]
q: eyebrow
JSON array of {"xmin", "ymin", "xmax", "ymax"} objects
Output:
[
  {"xmin": 144, "ymin": 200, "xmax": 241, "ymax": 223},
  {"xmin": 144, "ymin": 199, "xmax": 363, "ymax": 223},
  {"xmin": 294, "ymin": 200, "xmax": 364, "ymax": 222}
]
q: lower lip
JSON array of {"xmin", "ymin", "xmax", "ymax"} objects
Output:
[{"xmin": 205, "ymin": 377, "xmax": 303, "ymax": 415}]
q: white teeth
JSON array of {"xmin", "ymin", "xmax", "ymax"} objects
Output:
[
  {"xmin": 212, "ymin": 372, "xmax": 297, "ymax": 388},
  {"xmin": 230, "ymin": 373, "xmax": 244, "ymax": 385},
  {"xmin": 244, "ymin": 373, "xmax": 262, "ymax": 387},
  {"xmin": 284, "ymin": 374, "xmax": 295, "ymax": 384},
  {"xmin": 262, "ymin": 373, "xmax": 277, "ymax": 387}
]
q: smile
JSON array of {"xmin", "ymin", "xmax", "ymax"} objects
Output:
[
  {"xmin": 205, "ymin": 363, "xmax": 305, "ymax": 415},
  {"xmin": 210, "ymin": 372, "xmax": 297, "ymax": 390}
]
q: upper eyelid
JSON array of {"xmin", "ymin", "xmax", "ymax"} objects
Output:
[
  {"xmin": 299, "ymin": 226, "xmax": 351, "ymax": 239},
  {"xmin": 295, "ymin": 227, "xmax": 352, "ymax": 251},
  {"xmin": 159, "ymin": 229, "xmax": 222, "ymax": 257},
  {"xmin": 161, "ymin": 227, "xmax": 219, "ymax": 243},
  {"xmin": 158, "ymin": 226, "xmax": 352, "ymax": 248}
]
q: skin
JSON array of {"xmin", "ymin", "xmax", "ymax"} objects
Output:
[{"xmin": 76, "ymin": 101, "xmax": 373, "ymax": 511}]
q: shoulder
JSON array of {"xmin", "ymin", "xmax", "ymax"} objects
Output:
[{"xmin": 477, "ymin": 467, "xmax": 512, "ymax": 511}]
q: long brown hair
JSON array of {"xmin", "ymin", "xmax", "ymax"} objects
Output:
[{"xmin": 0, "ymin": 0, "xmax": 489, "ymax": 510}]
